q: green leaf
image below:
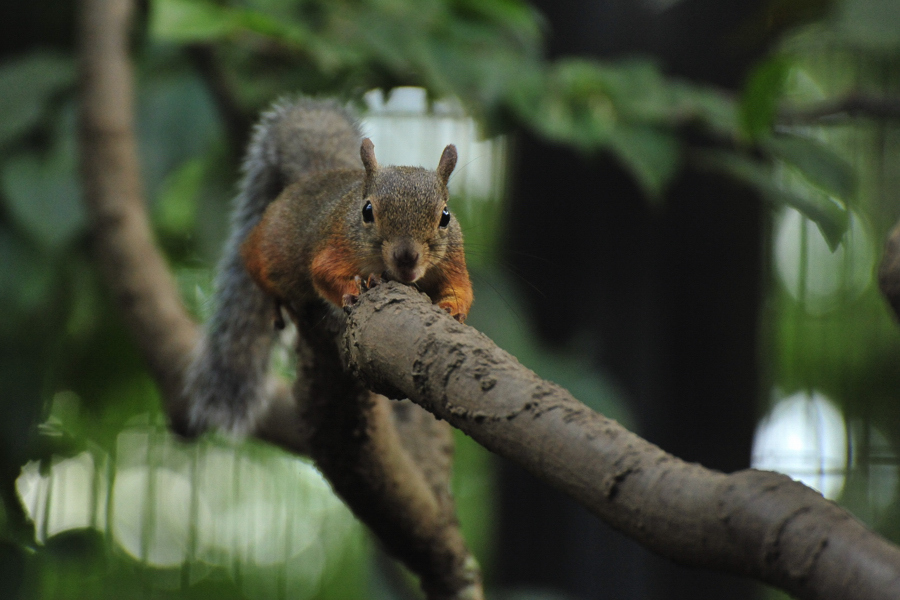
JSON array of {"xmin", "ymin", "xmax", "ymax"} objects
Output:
[
  {"xmin": 149, "ymin": 0, "xmax": 240, "ymax": 41},
  {"xmin": 151, "ymin": 0, "xmax": 315, "ymax": 51},
  {"xmin": 608, "ymin": 125, "xmax": 680, "ymax": 201},
  {"xmin": 669, "ymin": 82, "xmax": 739, "ymax": 136},
  {"xmin": 454, "ymin": 0, "xmax": 542, "ymax": 46},
  {"xmin": 698, "ymin": 150, "xmax": 848, "ymax": 249},
  {"xmin": 136, "ymin": 75, "xmax": 223, "ymax": 201},
  {"xmin": 0, "ymin": 149, "xmax": 86, "ymax": 251},
  {"xmin": 586, "ymin": 59, "xmax": 673, "ymax": 123},
  {"xmin": 0, "ymin": 227, "xmax": 56, "ymax": 324},
  {"xmin": 767, "ymin": 186, "xmax": 848, "ymax": 251},
  {"xmin": 739, "ymin": 55, "xmax": 791, "ymax": 141},
  {"xmin": 0, "ymin": 51, "xmax": 75, "ymax": 147},
  {"xmin": 507, "ymin": 60, "xmax": 682, "ymax": 198},
  {"xmin": 508, "ymin": 62, "xmax": 619, "ymax": 147},
  {"xmin": 765, "ymin": 134, "xmax": 856, "ymax": 201},
  {"xmin": 154, "ymin": 158, "xmax": 204, "ymax": 235}
]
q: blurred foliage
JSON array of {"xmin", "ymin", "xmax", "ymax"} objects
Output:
[
  {"xmin": 146, "ymin": 0, "xmax": 857, "ymax": 236},
  {"xmin": 759, "ymin": 13, "xmax": 900, "ymax": 598},
  {"xmin": 1, "ymin": 0, "xmax": 900, "ymax": 598}
]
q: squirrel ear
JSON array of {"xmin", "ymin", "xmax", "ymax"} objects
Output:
[
  {"xmin": 360, "ymin": 138, "xmax": 378, "ymax": 197},
  {"xmin": 437, "ymin": 144, "xmax": 457, "ymax": 187}
]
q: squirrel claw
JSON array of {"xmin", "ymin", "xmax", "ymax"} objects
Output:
[
  {"xmin": 343, "ymin": 274, "xmax": 382, "ymax": 312},
  {"xmin": 342, "ymin": 293, "xmax": 359, "ymax": 310},
  {"xmin": 438, "ymin": 303, "xmax": 467, "ymax": 323},
  {"xmin": 365, "ymin": 273, "xmax": 382, "ymax": 290},
  {"xmin": 356, "ymin": 273, "xmax": 382, "ymax": 292}
]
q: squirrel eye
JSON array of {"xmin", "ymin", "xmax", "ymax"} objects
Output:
[
  {"xmin": 362, "ymin": 201, "xmax": 374, "ymax": 223},
  {"xmin": 439, "ymin": 207, "xmax": 450, "ymax": 228}
]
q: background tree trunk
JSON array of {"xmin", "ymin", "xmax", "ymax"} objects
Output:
[{"xmin": 501, "ymin": 1, "xmax": 769, "ymax": 598}]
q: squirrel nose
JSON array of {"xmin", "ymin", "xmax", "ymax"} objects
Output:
[{"xmin": 393, "ymin": 248, "xmax": 420, "ymax": 268}]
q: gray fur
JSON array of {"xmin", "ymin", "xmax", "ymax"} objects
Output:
[{"xmin": 185, "ymin": 98, "xmax": 362, "ymax": 434}]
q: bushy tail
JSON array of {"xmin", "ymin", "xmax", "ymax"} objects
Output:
[{"xmin": 184, "ymin": 98, "xmax": 361, "ymax": 435}]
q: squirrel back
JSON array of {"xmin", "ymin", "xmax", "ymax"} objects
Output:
[{"xmin": 184, "ymin": 98, "xmax": 362, "ymax": 435}]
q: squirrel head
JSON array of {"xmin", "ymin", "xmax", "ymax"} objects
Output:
[{"xmin": 357, "ymin": 139, "xmax": 459, "ymax": 284}]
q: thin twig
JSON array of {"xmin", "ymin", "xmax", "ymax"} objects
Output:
[
  {"xmin": 185, "ymin": 43, "xmax": 255, "ymax": 152},
  {"xmin": 779, "ymin": 94, "xmax": 900, "ymax": 125},
  {"xmin": 878, "ymin": 219, "xmax": 900, "ymax": 322}
]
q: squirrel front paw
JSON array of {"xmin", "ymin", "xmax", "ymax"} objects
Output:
[
  {"xmin": 438, "ymin": 301, "xmax": 467, "ymax": 323},
  {"xmin": 362, "ymin": 273, "xmax": 382, "ymax": 291},
  {"xmin": 341, "ymin": 274, "xmax": 383, "ymax": 309}
]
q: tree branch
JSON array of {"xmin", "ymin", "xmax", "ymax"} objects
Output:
[
  {"xmin": 779, "ymin": 94, "xmax": 900, "ymax": 125},
  {"xmin": 342, "ymin": 281, "xmax": 900, "ymax": 600},
  {"xmin": 77, "ymin": 0, "xmax": 307, "ymax": 453},
  {"xmin": 78, "ymin": 0, "xmax": 198, "ymax": 424},
  {"xmin": 292, "ymin": 305, "xmax": 481, "ymax": 600},
  {"xmin": 878, "ymin": 219, "xmax": 900, "ymax": 322},
  {"xmin": 185, "ymin": 43, "xmax": 254, "ymax": 153}
]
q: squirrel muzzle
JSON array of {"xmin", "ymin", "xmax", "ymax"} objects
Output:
[{"xmin": 386, "ymin": 238, "xmax": 426, "ymax": 283}]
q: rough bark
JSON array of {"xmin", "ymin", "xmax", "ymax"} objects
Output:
[
  {"xmin": 292, "ymin": 305, "xmax": 482, "ymax": 600},
  {"xmin": 343, "ymin": 281, "xmax": 900, "ymax": 600},
  {"xmin": 78, "ymin": 0, "xmax": 198, "ymax": 423}
]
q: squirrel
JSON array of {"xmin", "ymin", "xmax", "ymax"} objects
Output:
[{"xmin": 184, "ymin": 97, "xmax": 473, "ymax": 435}]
